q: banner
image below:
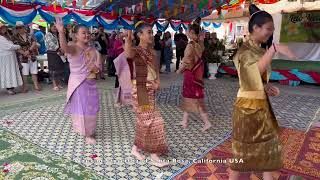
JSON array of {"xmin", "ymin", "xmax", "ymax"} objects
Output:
[{"xmin": 280, "ymin": 11, "xmax": 320, "ymax": 43}]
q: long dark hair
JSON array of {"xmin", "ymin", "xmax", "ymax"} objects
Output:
[
  {"xmin": 248, "ymin": 4, "xmax": 273, "ymax": 33},
  {"xmin": 261, "ymin": 34, "xmax": 273, "ymax": 49}
]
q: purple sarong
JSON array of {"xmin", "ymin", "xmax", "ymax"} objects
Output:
[
  {"xmin": 65, "ymin": 79, "xmax": 99, "ymax": 136},
  {"xmin": 64, "ymin": 47, "xmax": 101, "ymax": 137}
]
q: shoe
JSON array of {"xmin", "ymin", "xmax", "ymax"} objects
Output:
[{"xmin": 7, "ymin": 90, "xmax": 15, "ymax": 95}]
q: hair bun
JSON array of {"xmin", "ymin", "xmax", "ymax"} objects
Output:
[{"xmin": 249, "ymin": 4, "xmax": 261, "ymax": 16}]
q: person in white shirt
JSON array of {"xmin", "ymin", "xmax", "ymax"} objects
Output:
[{"xmin": 0, "ymin": 23, "xmax": 23, "ymax": 95}]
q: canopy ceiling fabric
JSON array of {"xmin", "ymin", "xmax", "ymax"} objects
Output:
[
  {"xmin": 10, "ymin": 0, "xmax": 246, "ymax": 21},
  {"xmin": 259, "ymin": 0, "xmax": 320, "ymax": 14},
  {"xmin": 14, "ymin": 0, "xmax": 102, "ymax": 10},
  {"xmin": 94, "ymin": 0, "xmax": 226, "ymax": 21},
  {"xmin": 0, "ymin": 0, "xmax": 280, "ymax": 28},
  {"xmin": 203, "ymin": 0, "xmax": 320, "ymax": 23},
  {"xmin": 202, "ymin": 6, "xmax": 249, "ymax": 22}
]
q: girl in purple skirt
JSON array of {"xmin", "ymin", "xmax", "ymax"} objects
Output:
[{"xmin": 56, "ymin": 18, "xmax": 101, "ymax": 144}]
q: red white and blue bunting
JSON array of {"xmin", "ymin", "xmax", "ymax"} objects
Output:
[
  {"xmin": 0, "ymin": 4, "xmax": 37, "ymax": 26},
  {"xmin": 38, "ymin": 5, "xmax": 72, "ymax": 25},
  {"xmin": 96, "ymin": 12, "xmax": 119, "ymax": 30},
  {"xmin": 202, "ymin": 22, "xmax": 222, "ymax": 28},
  {"xmin": 0, "ymin": 4, "xmax": 219, "ymax": 31},
  {"xmin": 119, "ymin": 15, "xmax": 135, "ymax": 30}
]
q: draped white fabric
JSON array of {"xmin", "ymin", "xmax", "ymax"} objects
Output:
[
  {"xmin": 273, "ymin": 13, "xmax": 320, "ymax": 61},
  {"xmin": 276, "ymin": 43, "xmax": 320, "ymax": 61}
]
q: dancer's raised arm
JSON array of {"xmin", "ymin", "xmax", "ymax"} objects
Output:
[
  {"xmin": 124, "ymin": 30, "xmax": 136, "ymax": 58},
  {"xmin": 257, "ymin": 44, "xmax": 296, "ymax": 74},
  {"xmin": 55, "ymin": 17, "xmax": 76, "ymax": 55}
]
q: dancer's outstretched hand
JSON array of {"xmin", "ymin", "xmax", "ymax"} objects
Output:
[
  {"xmin": 274, "ymin": 44, "xmax": 297, "ymax": 60},
  {"xmin": 124, "ymin": 30, "xmax": 133, "ymax": 43},
  {"xmin": 55, "ymin": 17, "xmax": 64, "ymax": 33}
]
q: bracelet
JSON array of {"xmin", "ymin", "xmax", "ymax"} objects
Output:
[{"xmin": 272, "ymin": 43, "xmax": 277, "ymax": 52}]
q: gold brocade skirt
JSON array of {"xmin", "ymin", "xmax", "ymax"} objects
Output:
[
  {"xmin": 230, "ymin": 97, "xmax": 283, "ymax": 172},
  {"xmin": 131, "ymin": 81, "xmax": 168, "ymax": 154}
]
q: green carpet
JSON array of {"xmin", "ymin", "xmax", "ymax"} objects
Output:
[
  {"xmin": 0, "ymin": 128, "xmax": 103, "ymax": 180},
  {"xmin": 272, "ymin": 59, "xmax": 320, "ymax": 72}
]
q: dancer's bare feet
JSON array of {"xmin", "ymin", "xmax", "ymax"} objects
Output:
[
  {"xmin": 180, "ymin": 112, "xmax": 189, "ymax": 128},
  {"xmin": 34, "ymin": 86, "xmax": 41, "ymax": 91},
  {"xmin": 228, "ymin": 168, "xmax": 239, "ymax": 180},
  {"xmin": 179, "ymin": 121, "xmax": 188, "ymax": 128},
  {"xmin": 263, "ymin": 172, "xmax": 274, "ymax": 180},
  {"xmin": 131, "ymin": 146, "xmax": 146, "ymax": 161},
  {"xmin": 85, "ymin": 136, "xmax": 96, "ymax": 144},
  {"xmin": 150, "ymin": 154, "xmax": 170, "ymax": 168},
  {"xmin": 200, "ymin": 112, "xmax": 211, "ymax": 132},
  {"xmin": 201, "ymin": 123, "xmax": 212, "ymax": 132}
]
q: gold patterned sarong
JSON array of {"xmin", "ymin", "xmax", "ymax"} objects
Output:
[{"xmin": 230, "ymin": 97, "xmax": 283, "ymax": 171}]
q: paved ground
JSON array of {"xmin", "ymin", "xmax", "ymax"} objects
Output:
[
  {"xmin": 0, "ymin": 70, "xmax": 319, "ymax": 179},
  {"xmin": 1, "ymin": 72, "xmax": 319, "ymax": 105}
]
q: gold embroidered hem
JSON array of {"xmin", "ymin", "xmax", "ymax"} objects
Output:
[
  {"xmin": 230, "ymin": 97, "xmax": 282, "ymax": 171},
  {"xmin": 180, "ymin": 97, "xmax": 206, "ymax": 113}
]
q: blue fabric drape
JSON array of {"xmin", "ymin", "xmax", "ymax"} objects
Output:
[{"xmin": 0, "ymin": 6, "xmax": 37, "ymax": 25}]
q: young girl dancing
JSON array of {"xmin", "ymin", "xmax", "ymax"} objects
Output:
[{"xmin": 56, "ymin": 18, "xmax": 101, "ymax": 144}]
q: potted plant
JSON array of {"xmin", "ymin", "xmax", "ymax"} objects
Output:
[
  {"xmin": 236, "ymin": 37, "xmax": 244, "ymax": 48},
  {"xmin": 206, "ymin": 40, "xmax": 225, "ymax": 79}
]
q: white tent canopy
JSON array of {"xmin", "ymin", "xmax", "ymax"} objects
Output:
[{"xmin": 259, "ymin": 0, "xmax": 320, "ymax": 14}]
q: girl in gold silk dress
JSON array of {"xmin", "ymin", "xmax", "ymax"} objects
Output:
[
  {"xmin": 124, "ymin": 21, "xmax": 169, "ymax": 168},
  {"xmin": 229, "ymin": 5, "xmax": 296, "ymax": 180},
  {"xmin": 176, "ymin": 23, "xmax": 212, "ymax": 132}
]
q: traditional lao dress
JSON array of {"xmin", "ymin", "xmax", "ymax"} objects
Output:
[
  {"xmin": 230, "ymin": 38, "xmax": 282, "ymax": 171},
  {"xmin": 114, "ymin": 52, "xmax": 133, "ymax": 106},
  {"xmin": 179, "ymin": 40, "xmax": 206, "ymax": 113},
  {"xmin": 131, "ymin": 47, "xmax": 168, "ymax": 154},
  {"xmin": 64, "ymin": 47, "xmax": 101, "ymax": 137}
]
